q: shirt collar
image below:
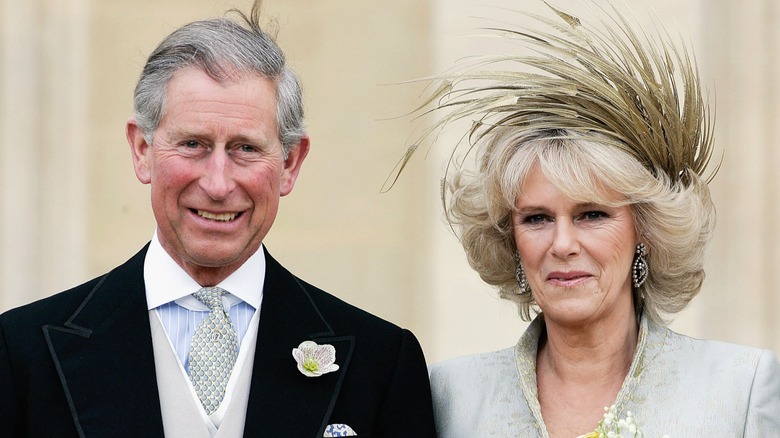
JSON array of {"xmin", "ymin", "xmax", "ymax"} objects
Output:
[{"xmin": 144, "ymin": 230, "xmax": 265, "ymax": 310}]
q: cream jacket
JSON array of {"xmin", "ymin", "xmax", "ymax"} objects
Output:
[{"xmin": 430, "ymin": 315, "xmax": 780, "ymax": 437}]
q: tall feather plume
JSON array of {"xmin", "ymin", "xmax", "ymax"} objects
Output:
[{"xmin": 393, "ymin": 1, "xmax": 715, "ymax": 189}]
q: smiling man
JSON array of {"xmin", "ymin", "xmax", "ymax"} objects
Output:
[
  {"xmin": 0, "ymin": 3, "xmax": 435, "ymax": 437},
  {"xmin": 127, "ymin": 66, "xmax": 297, "ymax": 287}
]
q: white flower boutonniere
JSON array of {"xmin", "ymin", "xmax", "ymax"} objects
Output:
[
  {"xmin": 292, "ymin": 341, "xmax": 340, "ymax": 377},
  {"xmin": 577, "ymin": 405, "xmax": 669, "ymax": 438}
]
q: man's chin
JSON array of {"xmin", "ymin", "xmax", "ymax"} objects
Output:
[
  {"xmin": 187, "ymin": 249, "xmax": 252, "ymax": 269},
  {"xmin": 159, "ymin": 232, "xmax": 263, "ymax": 275},
  {"xmin": 178, "ymin": 241, "xmax": 256, "ymax": 267}
]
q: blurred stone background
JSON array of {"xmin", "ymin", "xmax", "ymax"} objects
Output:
[{"xmin": 2, "ymin": 0, "xmax": 778, "ymax": 363}]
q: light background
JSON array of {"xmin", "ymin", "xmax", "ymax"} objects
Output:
[{"xmin": 1, "ymin": 0, "xmax": 778, "ymax": 364}]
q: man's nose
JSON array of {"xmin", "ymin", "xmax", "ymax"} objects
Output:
[{"xmin": 200, "ymin": 150, "xmax": 235, "ymax": 200}]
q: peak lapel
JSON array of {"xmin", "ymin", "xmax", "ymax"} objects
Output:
[
  {"xmin": 44, "ymin": 247, "xmax": 164, "ymax": 437},
  {"xmin": 243, "ymin": 251, "xmax": 354, "ymax": 438}
]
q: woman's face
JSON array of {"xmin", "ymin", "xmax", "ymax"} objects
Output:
[{"xmin": 511, "ymin": 164, "xmax": 638, "ymax": 327}]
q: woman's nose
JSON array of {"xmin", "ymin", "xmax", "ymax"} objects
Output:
[{"xmin": 550, "ymin": 220, "xmax": 580, "ymax": 259}]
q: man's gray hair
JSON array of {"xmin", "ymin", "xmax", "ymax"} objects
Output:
[{"xmin": 132, "ymin": 5, "xmax": 305, "ymax": 154}]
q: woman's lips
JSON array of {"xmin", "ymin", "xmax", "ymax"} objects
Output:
[{"xmin": 546, "ymin": 271, "xmax": 592, "ymax": 286}]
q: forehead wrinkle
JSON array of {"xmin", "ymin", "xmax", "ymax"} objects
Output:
[{"xmin": 162, "ymin": 70, "xmax": 279, "ymax": 144}]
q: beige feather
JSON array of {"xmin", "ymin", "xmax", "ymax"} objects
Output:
[{"xmin": 395, "ymin": 1, "xmax": 715, "ymax": 189}]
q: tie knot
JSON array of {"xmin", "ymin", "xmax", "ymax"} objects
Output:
[{"xmin": 193, "ymin": 287, "xmax": 226, "ymax": 311}]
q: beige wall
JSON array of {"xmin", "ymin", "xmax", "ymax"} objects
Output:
[{"xmin": 1, "ymin": 1, "xmax": 778, "ymax": 364}]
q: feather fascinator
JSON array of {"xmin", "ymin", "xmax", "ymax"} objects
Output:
[{"xmin": 394, "ymin": 1, "xmax": 715, "ymax": 189}]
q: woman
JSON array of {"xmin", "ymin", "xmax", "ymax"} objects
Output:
[{"xmin": 421, "ymin": 3, "xmax": 780, "ymax": 437}]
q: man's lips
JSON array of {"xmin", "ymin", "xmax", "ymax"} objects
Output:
[{"xmin": 193, "ymin": 209, "xmax": 242, "ymax": 222}]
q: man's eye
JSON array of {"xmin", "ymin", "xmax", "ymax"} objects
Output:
[
  {"xmin": 239, "ymin": 144, "xmax": 257, "ymax": 153},
  {"xmin": 177, "ymin": 141, "xmax": 206, "ymax": 155}
]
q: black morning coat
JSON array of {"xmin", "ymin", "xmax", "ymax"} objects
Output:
[{"xmin": 0, "ymin": 245, "xmax": 437, "ymax": 437}]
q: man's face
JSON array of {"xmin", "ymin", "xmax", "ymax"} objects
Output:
[{"xmin": 127, "ymin": 67, "xmax": 309, "ymax": 284}]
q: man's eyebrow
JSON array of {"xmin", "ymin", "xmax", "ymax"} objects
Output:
[
  {"xmin": 165, "ymin": 128, "xmax": 271, "ymax": 145},
  {"xmin": 166, "ymin": 127, "xmax": 199, "ymax": 139}
]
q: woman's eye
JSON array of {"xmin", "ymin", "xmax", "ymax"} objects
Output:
[
  {"xmin": 523, "ymin": 214, "xmax": 548, "ymax": 225},
  {"xmin": 581, "ymin": 211, "xmax": 608, "ymax": 221}
]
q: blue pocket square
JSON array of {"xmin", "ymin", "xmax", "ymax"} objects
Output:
[{"xmin": 323, "ymin": 423, "xmax": 357, "ymax": 437}]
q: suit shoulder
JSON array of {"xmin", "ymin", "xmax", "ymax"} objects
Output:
[
  {"xmin": 283, "ymin": 278, "xmax": 428, "ymax": 362},
  {"xmin": 298, "ymin": 278, "xmax": 403, "ymax": 334},
  {"xmin": 0, "ymin": 246, "xmax": 147, "ymax": 328},
  {"xmin": 430, "ymin": 347, "xmax": 515, "ymax": 386},
  {"xmin": 0, "ymin": 275, "xmax": 104, "ymax": 328},
  {"xmin": 664, "ymin": 327, "xmax": 770, "ymax": 363},
  {"xmin": 265, "ymin": 251, "xmax": 401, "ymax": 332},
  {"xmin": 648, "ymin": 325, "xmax": 778, "ymax": 393},
  {"xmin": 429, "ymin": 348, "xmax": 521, "ymax": 435}
]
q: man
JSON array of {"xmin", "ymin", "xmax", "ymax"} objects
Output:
[{"xmin": 0, "ymin": 3, "xmax": 436, "ymax": 437}]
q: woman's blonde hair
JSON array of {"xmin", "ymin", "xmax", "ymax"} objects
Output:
[
  {"xmin": 447, "ymin": 128, "xmax": 715, "ymax": 323},
  {"xmin": 396, "ymin": 3, "xmax": 717, "ymax": 324}
]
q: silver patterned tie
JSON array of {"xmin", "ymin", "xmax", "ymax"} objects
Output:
[{"xmin": 188, "ymin": 286, "xmax": 239, "ymax": 414}]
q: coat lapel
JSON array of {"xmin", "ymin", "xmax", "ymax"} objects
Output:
[
  {"xmin": 44, "ymin": 247, "xmax": 164, "ymax": 437},
  {"xmin": 43, "ymin": 246, "xmax": 351, "ymax": 437},
  {"xmin": 243, "ymin": 250, "xmax": 354, "ymax": 438}
]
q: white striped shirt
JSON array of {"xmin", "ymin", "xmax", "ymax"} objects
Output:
[
  {"xmin": 144, "ymin": 231, "xmax": 265, "ymax": 370},
  {"xmin": 155, "ymin": 298, "xmax": 255, "ymax": 371}
]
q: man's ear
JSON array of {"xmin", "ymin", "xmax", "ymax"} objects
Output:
[
  {"xmin": 280, "ymin": 136, "xmax": 310, "ymax": 196},
  {"xmin": 126, "ymin": 117, "xmax": 152, "ymax": 184}
]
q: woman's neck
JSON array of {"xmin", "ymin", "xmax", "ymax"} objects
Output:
[
  {"xmin": 535, "ymin": 311, "xmax": 640, "ymax": 438},
  {"xmin": 539, "ymin": 311, "xmax": 638, "ymax": 384}
]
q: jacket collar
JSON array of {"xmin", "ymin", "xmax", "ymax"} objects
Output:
[
  {"xmin": 243, "ymin": 248, "xmax": 354, "ymax": 437},
  {"xmin": 44, "ymin": 245, "xmax": 353, "ymax": 438},
  {"xmin": 44, "ymin": 244, "xmax": 165, "ymax": 437}
]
